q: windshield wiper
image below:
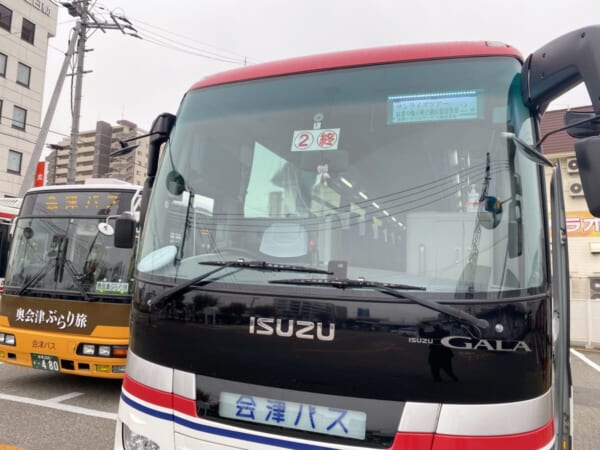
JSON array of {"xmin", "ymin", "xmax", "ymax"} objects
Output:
[
  {"xmin": 270, "ymin": 277, "xmax": 426, "ymax": 290},
  {"xmin": 18, "ymin": 254, "xmax": 90, "ymax": 301},
  {"xmin": 269, "ymin": 277, "xmax": 489, "ymax": 329},
  {"xmin": 201, "ymin": 260, "xmax": 333, "ymax": 274},
  {"xmin": 147, "ymin": 260, "xmax": 333, "ymax": 311},
  {"xmin": 61, "ymin": 258, "xmax": 89, "ymax": 301},
  {"xmin": 18, "ymin": 261, "xmax": 55, "ymax": 296}
]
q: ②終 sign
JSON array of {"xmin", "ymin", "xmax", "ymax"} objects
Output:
[{"xmin": 291, "ymin": 129, "xmax": 340, "ymax": 152}]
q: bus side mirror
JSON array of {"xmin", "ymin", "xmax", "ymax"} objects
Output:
[
  {"xmin": 575, "ymin": 136, "xmax": 600, "ymax": 217},
  {"xmin": 148, "ymin": 113, "xmax": 176, "ymax": 179},
  {"xmin": 139, "ymin": 113, "xmax": 176, "ymax": 231},
  {"xmin": 114, "ymin": 213, "xmax": 137, "ymax": 249},
  {"xmin": 565, "ymin": 110, "xmax": 600, "ymax": 138}
]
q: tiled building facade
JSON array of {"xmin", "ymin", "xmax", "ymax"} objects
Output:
[{"xmin": 0, "ymin": 0, "xmax": 58, "ymax": 197}]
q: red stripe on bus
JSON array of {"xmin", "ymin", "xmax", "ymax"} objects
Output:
[
  {"xmin": 123, "ymin": 374, "xmax": 173, "ymax": 409},
  {"xmin": 430, "ymin": 419, "xmax": 554, "ymax": 450},
  {"xmin": 389, "ymin": 433, "xmax": 434, "ymax": 450},
  {"xmin": 173, "ymin": 393, "xmax": 198, "ymax": 417},
  {"xmin": 123, "ymin": 374, "xmax": 197, "ymax": 416},
  {"xmin": 123, "ymin": 374, "xmax": 554, "ymax": 450},
  {"xmin": 191, "ymin": 43, "xmax": 521, "ymax": 90}
]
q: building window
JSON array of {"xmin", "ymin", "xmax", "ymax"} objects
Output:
[
  {"xmin": 21, "ymin": 18, "xmax": 35, "ymax": 45},
  {"xmin": 7, "ymin": 150, "xmax": 22, "ymax": 174},
  {"xmin": 0, "ymin": 52, "xmax": 6, "ymax": 77},
  {"xmin": 12, "ymin": 105, "xmax": 26, "ymax": 130},
  {"xmin": 16, "ymin": 62, "xmax": 31, "ymax": 87},
  {"xmin": 0, "ymin": 4, "xmax": 12, "ymax": 32}
]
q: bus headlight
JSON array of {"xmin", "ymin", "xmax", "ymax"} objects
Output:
[
  {"xmin": 123, "ymin": 423, "xmax": 160, "ymax": 450},
  {"xmin": 77, "ymin": 343, "xmax": 128, "ymax": 357},
  {"xmin": 1, "ymin": 333, "xmax": 16, "ymax": 346},
  {"xmin": 82, "ymin": 344, "xmax": 95, "ymax": 355}
]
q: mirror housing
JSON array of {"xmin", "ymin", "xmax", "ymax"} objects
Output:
[
  {"xmin": 140, "ymin": 113, "xmax": 176, "ymax": 230},
  {"xmin": 522, "ymin": 26, "xmax": 600, "ymax": 115},
  {"xmin": 564, "ymin": 110, "xmax": 600, "ymax": 138},
  {"xmin": 575, "ymin": 136, "xmax": 600, "ymax": 217},
  {"xmin": 148, "ymin": 113, "xmax": 176, "ymax": 179},
  {"xmin": 114, "ymin": 212, "xmax": 137, "ymax": 249}
]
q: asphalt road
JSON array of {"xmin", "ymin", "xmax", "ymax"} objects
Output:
[
  {"xmin": 0, "ymin": 349, "xmax": 598, "ymax": 450},
  {"xmin": 571, "ymin": 348, "xmax": 600, "ymax": 450},
  {"xmin": 0, "ymin": 366, "xmax": 120, "ymax": 450}
]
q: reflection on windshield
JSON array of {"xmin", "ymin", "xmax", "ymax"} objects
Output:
[
  {"xmin": 6, "ymin": 218, "xmax": 134, "ymax": 296},
  {"xmin": 140, "ymin": 57, "xmax": 547, "ymax": 296}
]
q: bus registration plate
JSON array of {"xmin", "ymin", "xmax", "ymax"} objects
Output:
[
  {"xmin": 31, "ymin": 353, "xmax": 60, "ymax": 372},
  {"xmin": 219, "ymin": 392, "xmax": 366, "ymax": 440}
]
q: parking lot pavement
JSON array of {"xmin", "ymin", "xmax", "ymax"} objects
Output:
[{"xmin": 571, "ymin": 348, "xmax": 600, "ymax": 450}]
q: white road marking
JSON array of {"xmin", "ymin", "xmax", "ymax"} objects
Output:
[
  {"xmin": 571, "ymin": 348, "xmax": 600, "ymax": 373},
  {"xmin": 45, "ymin": 392, "xmax": 84, "ymax": 403},
  {"xmin": 0, "ymin": 392, "xmax": 117, "ymax": 420}
]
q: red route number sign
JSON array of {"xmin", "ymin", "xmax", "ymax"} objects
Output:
[{"xmin": 291, "ymin": 129, "xmax": 340, "ymax": 152}]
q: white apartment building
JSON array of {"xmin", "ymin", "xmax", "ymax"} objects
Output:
[
  {"xmin": 46, "ymin": 119, "xmax": 149, "ymax": 186},
  {"xmin": 0, "ymin": 0, "xmax": 58, "ymax": 197}
]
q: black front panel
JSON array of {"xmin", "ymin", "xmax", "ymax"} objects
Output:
[
  {"xmin": 130, "ymin": 281, "xmax": 551, "ymax": 447},
  {"xmin": 21, "ymin": 190, "xmax": 135, "ymax": 217}
]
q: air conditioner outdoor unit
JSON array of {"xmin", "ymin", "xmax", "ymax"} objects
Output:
[
  {"xmin": 590, "ymin": 277, "xmax": 600, "ymax": 299},
  {"xmin": 569, "ymin": 181, "xmax": 584, "ymax": 197},
  {"xmin": 566, "ymin": 157, "xmax": 579, "ymax": 173}
]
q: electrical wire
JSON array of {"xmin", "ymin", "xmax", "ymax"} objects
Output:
[
  {"xmin": 135, "ymin": 33, "xmax": 246, "ymax": 65},
  {"xmin": 0, "ymin": 113, "xmax": 89, "ymax": 144},
  {"xmin": 122, "ymin": 15, "xmax": 259, "ymax": 64},
  {"xmin": 164, "ymin": 161, "xmax": 514, "ymax": 234},
  {"xmin": 0, "ymin": 130, "xmax": 40, "ymax": 146},
  {"xmin": 83, "ymin": 5, "xmax": 258, "ymax": 65},
  {"xmin": 131, "ymin": 23, "xmax": 249, "ymax": 65}
]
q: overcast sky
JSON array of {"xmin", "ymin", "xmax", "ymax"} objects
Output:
[{"xmin": 43, "ymin": 0, "xmax": 598, "ymax": 143}]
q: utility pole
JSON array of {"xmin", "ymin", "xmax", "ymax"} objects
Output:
[
  {"xmin": 18, "ymin": 23, "xmax": 81, "ymax": 197},
  {"xmin": 18, "ymin": 1, "xmax": 140, "ymax": 193},
  {"xmin": 68, "ymin": 0, "xmax": 88, "ymax": 184}
]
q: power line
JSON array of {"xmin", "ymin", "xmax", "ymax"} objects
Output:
[
  {"xmin": 137, "ymin": 34, "xmax": 245, "ymax": 65},
  {"xmin": 0, "ymin": 114, "xmax": 86, "ymax": 142},
  {"xmin": 131, "ymin": 24, "xmax": 257, "ymax": 65},
  {"xmin": 113, "ymin": 13, "xmax": 259, "ymax": 64},
  {"xmin": 87, "ymin": 7, "xmax": 258, "ymax": 66},
  {"xmin": 0, "ymin": 82, "xmax": 44, "ymax": 99},
  {"xmin": 0, "ymin": 130, "xmax": 40, "ymax": 146},
  {"xmin": 57, "ymin": 0, "xmax": 144, "ymax": 184}
]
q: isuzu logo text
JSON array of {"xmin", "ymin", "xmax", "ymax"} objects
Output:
[
  {"xmin": 249, "ymin": 317, "xmax": 335, "ymax": 341},
  {"xmin": 408, "ymin": 336, "xmax": 532, "ymax": 352},
  {"xmin": 407, "ymin": 335, "xmax": 532, "ymax": 352},
  {"xmin": 441, "ymin": 336, "xmax": 532, "ymax": 352}
]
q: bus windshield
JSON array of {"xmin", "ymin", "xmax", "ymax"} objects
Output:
[
  {"xmin": 139, "ymin": 56, "xmax": 546, "ymax": 297},
  {"xmin": 5, "ymin": 190, "xmax": 136, "ymax": 297}
]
